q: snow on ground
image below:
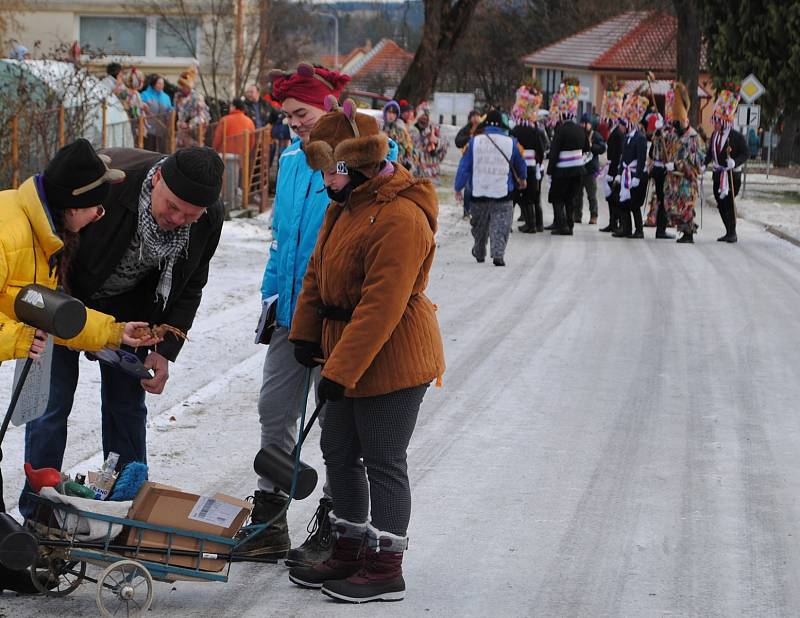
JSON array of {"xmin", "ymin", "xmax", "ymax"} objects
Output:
[{"xmin": 733, "ymin": 172, "xmax": 800, "ymax": 241}]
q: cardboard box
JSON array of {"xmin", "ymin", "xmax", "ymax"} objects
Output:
[{"xmin": 123, "ymin": 482, "xmax": 251, "ymax": 572}]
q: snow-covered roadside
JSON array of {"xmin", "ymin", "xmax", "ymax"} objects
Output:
[{"xmin": 731, "ymin": 172, "xmax": 800, "ymax": 241}]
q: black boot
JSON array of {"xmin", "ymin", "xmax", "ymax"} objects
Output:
[
  {"xmin": 614, "ymin": 205, "xmax": 631, "ymax": 237},
  {"xmin": 677, "ymin": 231, "xmax": 694, "ymax": 243},
  {"xmin": 655, "ymin": 204, "xmax": 674, "ymax": 239},
  {"xmin": 717, "ymin": 202, "xmax": 738, "ymax": 242},
  {"xmin": 284, "ymin": 497, "xmax": 334, "ymax": 568},
  {"xmin": 235, "ymin": 491, "xmax": 291, "ymax": 558},
  {"xmin": 534, "ymin": 202, "xmax": 544, "ymax": 232},
  {"xmin": 628, "ymin": 206, "xmax": 644, "ymax": 238}
]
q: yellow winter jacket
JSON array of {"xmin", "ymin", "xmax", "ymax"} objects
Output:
[{"xmin": 0, "ymin": 176, "xmax": 124, "ymax": 361}]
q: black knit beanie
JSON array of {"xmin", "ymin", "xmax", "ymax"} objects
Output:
[
  {"xmin": 42, "ymin": 138, "xmax": 125, "ymax": 209},
  {"xmin": 160, "ymin": 147, "xmax": 224, "ymax": 208}
]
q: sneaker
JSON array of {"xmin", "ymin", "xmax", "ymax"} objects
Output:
[
  {"xmin": 284, "ymin": 497, "xmax": 333, "ymax": 568},
  {"xmin": 234, "ymin": 491, "xmax": 290, "ymax": 558}
]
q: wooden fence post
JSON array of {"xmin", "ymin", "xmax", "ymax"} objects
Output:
[
  {"xmin": 101, "ymin": 101, "xmax": 107, "ymax": 148},
  {"xmin": 11, "ymin": 114, "xmax": 19, "ymax": 189},
  {"xmin": 169, "ymin": 110, "xmax": 177, "ymax": 153},
  {"xmin": 137, "ymin": 116, "xmax": 145, "ymax": 149},
  {"xmin": 57, "ymin": 105, "xmax": 65, "ymax": 147},
  {"xmin": 242, "ymin": 130, "xmax": 250, "ymax": 208}
]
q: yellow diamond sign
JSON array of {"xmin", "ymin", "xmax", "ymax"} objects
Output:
[{"xmin": 740, "ymin": 74, "xmax": 765, "ymax": 103}]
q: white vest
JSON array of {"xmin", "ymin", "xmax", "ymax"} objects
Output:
[{"xmin": 471, "ymin": 133, "xmax": 513, "ymax": 199}]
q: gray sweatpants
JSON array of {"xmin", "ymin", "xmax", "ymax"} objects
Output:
[
  {"xmin": 257, "ymin": 326, "xmax": 328, "ymax": 496},
  {"xmin": 470, "ymin": 198, "xmax": 514, "ymax": 261},
  {"xmin": 321, "ymin": 384, "xmax": 428, "ymax": 536}
]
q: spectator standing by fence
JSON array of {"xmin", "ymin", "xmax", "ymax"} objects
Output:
[
  {"xmin": 140, "ymin": 75, "xmax": 173, "ymax": 153},
  {"xmin": 175, "ymin": 65, "xmax": 210, "ymax": 148}
]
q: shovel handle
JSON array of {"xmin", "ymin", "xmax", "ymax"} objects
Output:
[{"xmin": 0, "ymin": 357, "xmax": 34, "ymax": 461}]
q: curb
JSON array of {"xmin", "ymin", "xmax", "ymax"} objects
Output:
[{"xmin": 763, "ymin": 224, "xmax": 800, "ymax": 249}]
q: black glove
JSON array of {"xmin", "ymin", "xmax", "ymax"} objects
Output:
[
  {"xmin": 294, "ymin": 341, "xmax": 323, "ymax": 368},
  {"xmin": 317, "ymin": 377, "xmax": 345, "ymax": 402}
]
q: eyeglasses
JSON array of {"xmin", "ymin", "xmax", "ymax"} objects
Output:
[{"xmin": 93, "ymin": 205, "xmax": 105, "ymax": 222}]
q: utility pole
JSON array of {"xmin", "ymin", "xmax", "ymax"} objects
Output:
[{"xmin": 318, "ymin": 12, "xmax": 339, "ymax": 70}]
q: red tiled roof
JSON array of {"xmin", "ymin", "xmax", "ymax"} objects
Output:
[
  {"xmin": 522, "ymin": 11, "xmax": 649, "ymax": 68},
  {"xmin": 524, "ymin": 10, "xmax": 707, "ymax": 73},
  {"xmin": 592, "ymin": 12, "xmax": 676, "ymax": 71},
  {"xmin": 346, "ymin": 39, "xmax": 413, "ymax": 92}
]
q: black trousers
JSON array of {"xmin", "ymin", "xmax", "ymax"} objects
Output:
[
  {"xmin": 651, "ymin": 167, "xmax": 669, "ymax": 234},
  {"xmin": 714, "ymin": 171, "xmax": 742, "ymax": 236},
  {"xmin": 549, "ymin": 174, "xmax": 582, "ymax": 230},
  {"xmin": 619, "ymin": 181, "xmax": 647, "ymax": 235},
  {"xmin": 515, "ymin": 167, "xmax": 542, "ymax": 229},
  {"xmin": 321, "ymin": 384, "xmax": 428, "ymax": 536}
]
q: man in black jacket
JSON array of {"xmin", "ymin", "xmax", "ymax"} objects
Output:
[
  {"xmin": 546, "ymin": 84, "xmax": 589, "ymax": 236},
  {"xmin": 614, "ymin": 94, "xmax": 649, "ymax": 239},
  {"xmin": 20, "ymin": 147, "xmax": 224, "ymax": 518},
  {"xmin": 706, "ymin": 101, "xmax": 748, "ymax": 243},
  {"xmin": 600, "ymin": 120, "xmax": 625, "ymax": 233},
  {"xmin": 574, "ymin": 112, "xmax": 606, "ymax": 224}
]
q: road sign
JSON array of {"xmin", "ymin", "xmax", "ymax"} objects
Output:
[
  {"xmin": 737, "ymin": 104, "xmax": 761, "ymax": 129},
  {"xmin": 740, "ymin": 74, "xmax": 765, "ymax": 103}
]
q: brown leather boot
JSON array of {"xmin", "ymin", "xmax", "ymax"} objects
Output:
[{"xmin": 288, "ymin": 515, "xmax": 365, "ymax": 589}]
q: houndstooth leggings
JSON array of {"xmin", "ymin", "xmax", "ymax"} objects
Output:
[{"xmin": 320, "ymin": 384, "xmax": 429, "ymax": 536}]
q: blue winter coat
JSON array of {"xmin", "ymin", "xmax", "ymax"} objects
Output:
[{"xmin": 260, "ymin": 139, "xmax": 328, "ymax": 328}]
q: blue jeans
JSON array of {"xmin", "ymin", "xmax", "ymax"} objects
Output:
[{"xmin": 19, "ymin": 344, "xmax": 148, "ymax": 518}]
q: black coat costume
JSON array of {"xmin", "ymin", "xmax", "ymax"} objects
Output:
[
  {"xmin": 705, "ymin": 128, "xmax": 748, "ymax": 239},
  {"xmin": 617, "ymin": 128, "xmax": 648, "ymax": 236},
  {"xmin": 547, "ymin": 120, "xmax": 589, "ymax": 231}
]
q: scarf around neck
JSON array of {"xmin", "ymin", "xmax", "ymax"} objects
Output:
[{"xmin": 138, "ymin": 161, "xmax": 191, "ymax": 307}]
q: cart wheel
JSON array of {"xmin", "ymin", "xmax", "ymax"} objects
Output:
[
  {"xmin": 96, "ymin": 559, "xmax": 154, "ymax": 618},
  {"xmin": 30, "ymin": 556, "xmax": 86, "ymax": 596}
]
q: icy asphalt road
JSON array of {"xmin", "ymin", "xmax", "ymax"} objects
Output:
[{"xmin": 3, "ymin": 190, "xmax": 800, "ymax": 617}]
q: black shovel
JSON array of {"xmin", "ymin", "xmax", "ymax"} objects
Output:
[{"xmin": 253, "ymin": 400, "xmax": 325, "ymax": 500}]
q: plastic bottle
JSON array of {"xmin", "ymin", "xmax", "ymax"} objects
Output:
[{"xmin": 88, "ymin": 452, "xmax": 120, "ymax": 500}]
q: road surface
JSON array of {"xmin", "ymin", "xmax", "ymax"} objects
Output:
[{"xmin": 3, "ymin": 190, "xmax": 800, "ymax": 617}]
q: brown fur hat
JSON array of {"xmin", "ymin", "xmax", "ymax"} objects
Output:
[{"xmin": 305, "ymin": 96, "xmax": 389, "ymax": 176}]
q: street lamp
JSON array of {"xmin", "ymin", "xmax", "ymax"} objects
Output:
[{"xmin": 317, "ymin": 12, "xmax": 339, "ymax": 70}]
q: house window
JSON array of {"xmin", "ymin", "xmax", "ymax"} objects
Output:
[
  {"xmin": 79, "ymin": 16, "xmax": 147, "ymax": 57},
  {"xmin": 156, "ymin": 17, "xmax": 198, "ymax": 58}
]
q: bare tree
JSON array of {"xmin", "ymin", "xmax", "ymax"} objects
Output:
[
  {"xmin": 673, "ymin": 0, "xmax": 701, "ymax": 124},
  {"xmin": 394, "ymin": 0, "xmax": 482, "ymax": 103}
]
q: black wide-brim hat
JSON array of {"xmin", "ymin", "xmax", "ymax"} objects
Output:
[{"xmin": 43, "ymin": 138, "xmax": 125, "ymax": 209}]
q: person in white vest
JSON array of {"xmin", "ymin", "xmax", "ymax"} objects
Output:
[{"xmin": 455, "ymin": 109, "xmax": 527, "ymax": 266}]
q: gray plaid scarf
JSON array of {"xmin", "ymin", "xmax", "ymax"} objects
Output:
[{"xmin": 138, "ymin": 161, "xmax": 191, "ymax": 307}]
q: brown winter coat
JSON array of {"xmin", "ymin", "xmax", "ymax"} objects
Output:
[{"xmin": 290, "ymin": 163, "xmax": 445, "ymax": 397}]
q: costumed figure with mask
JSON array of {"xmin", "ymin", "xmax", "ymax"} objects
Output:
[
  {"xmin": 511, "ymin": 85, "xmax": 549, "ymax": 233},
  {"xmin": 545, "ymin": 81, "xmax": 588, "ymax": 236},
  {"xmin": 705, "ymin": 86, "xmax": 748, "ymax": 243},
  {"xmin": 645, "ymin": 90, "xmax": 673, "ymax": 239},
  {"xmin": 613, "ymin": 93, "xmax": 649, "ymax": 239},
  {"xmin": 599, "ymin": 87, "xmax": 625, "ymax": 233},
  {"xmin": 664, "ymin": 81, "xmax": 706, "ymax": 243},
  {"xmin": 412, "ymin": 102, "xmax": 448, "ymax": 180}
]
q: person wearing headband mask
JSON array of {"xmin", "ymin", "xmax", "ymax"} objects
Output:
[
  {"xmin": 237, "ymin": 63, "xmax": 350, "ymax": 565},
  {"xmin": 287, "ymin": 97, "xmax": 444, "ymax": 604},
  {"xmin": 19, "ymin": 144, "xmax": 225, "ymax": 521},
  {"xmin": 663, "ymin": 81, "xmax": 705, "ymax": 243}
]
